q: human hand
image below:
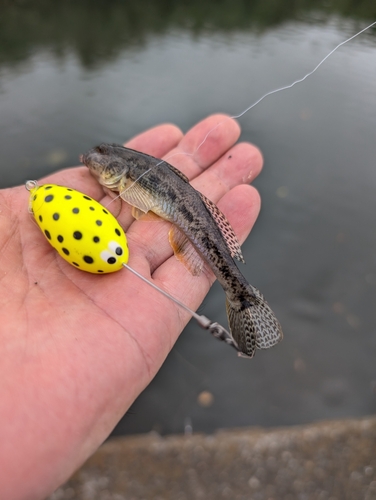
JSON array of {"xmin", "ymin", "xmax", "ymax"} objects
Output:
[{"xmin": 0, "ymin": 114, "xmax": 263, "ymax": 500}]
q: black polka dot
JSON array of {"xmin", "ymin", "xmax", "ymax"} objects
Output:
[
  {"xmin": 65, "ymin": 195, "xmax": 72, "ymax": 200},
  {"xmin": 96, "ymin": 220, "xmax": 102, "ymax": 226},
  {"xmin": 66, "ymin": 188, "xmax": 73, "ymax": 191},
  {"xmin": 97, "ymin": 270, "xmax": 104, "ymax": 273},
  {"xmin": 115, "ymin": 228, "xmax": 121, "ymax": 236},
  {"xmin": 62, "ymin": 248, "xmax": 70, "ymax": 255},
  {"xmin": 83, "ymin": 196, "xmax": 92, "ymax": 201},
  {"xmin": 45, "ymin": 195, "xmax": 53, "ymax": 202},
  {"xmin": 93, "ymin": 236, "xmax": 100, "ymax": 243},
  {"xmin": 57, "ymin": 235, "xmax": 64, "ymax": 243},
  {"xmin": 73, "ymin": 231, "xmax": 82, "ymax": 240},
  {"xmin": 44, "ymin": 230, "xmax": 51, "ymax": 240},
  {"xmin": 44, "ymin": 186, "xmax": 52, "ymax": 190},
  {"xmin": 39, "ymin": 215, "xmax": 43, "ymax": 222},
  {"xmin": 53, "ymin": 213, "xmax": 60, "ymax": 221},
  {"xmin": 115, "ymin": 247, "xmax": 123, "ymax": 255},
  {"xmin": 83, "ymin": 256, "xmax": 94, "ymax": 264},
  {"xmin": 107, "ymin": 257, "xmax": 116, "ymax": 264},
  {"xmin": 103, "ymin": 209, "xmax": 108, "ymax": 214},
  {"xmin": 89, "ymin": 206, "xmax": 95, "ymax": 211},
  {"xmin": 73, "ymin": 262, "xmax": 79, "ymax": 267},
  {"xmin": 33, "ymin": 194, "xmax": 37, "ymax": 201},
  {"xmin": 72, "ymin": 208, "xmax": 79, "ymax": 214}
]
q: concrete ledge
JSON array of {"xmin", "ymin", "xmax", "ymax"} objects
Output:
[{"xmin": 49, "ymin": 416, "xmax": 376, "ymax": 500}]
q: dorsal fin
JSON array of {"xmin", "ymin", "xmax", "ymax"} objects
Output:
[
  {"xmin": 165, "ymin": 163, "xmax": 190, "ymax": 183},
  {"xmin": 199, "ymin": 193, "xmax": 245, "ymax": 263}
]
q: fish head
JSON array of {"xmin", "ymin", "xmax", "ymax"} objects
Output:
[{"xmin": 80, "ymin": 143, "xmax": 128, "ymax": 190}]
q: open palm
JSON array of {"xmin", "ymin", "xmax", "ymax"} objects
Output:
[{"xmin": 0, "ymin": 114, "xmax": 263, "ymax": 500}]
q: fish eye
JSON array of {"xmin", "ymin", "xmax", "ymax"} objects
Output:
[{"xmin": 95, "ymin": 144, "xmax": 108, "ymax": 155}]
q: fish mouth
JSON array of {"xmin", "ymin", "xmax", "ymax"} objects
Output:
[
  {"xmin": 80, "ymin": 150, "xmax": 105, "ymax": 175},
  {"xmin": 81, "ymin": 145, "xmax": 129, "ymax": 193},
  {"xmin": 80, "ymin": 151, "xmax": 124, "ymax": 190},
  {"xmin": 80, "ymin": 152, "xmax": 93, "ymax": 167}
]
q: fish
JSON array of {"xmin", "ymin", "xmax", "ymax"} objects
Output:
[{"xmin": 80, "ymin": 143, "xmax": 283, "ymax": 357}]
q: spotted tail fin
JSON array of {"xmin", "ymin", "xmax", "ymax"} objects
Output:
[{"xmin": 225, "ymin": 287, "xmax": 283, "ymax": 358}]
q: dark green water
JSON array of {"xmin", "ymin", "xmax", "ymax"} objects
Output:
[{"xmin": 1, "ymin": 1, "xmax": 376, "ymax": 435}]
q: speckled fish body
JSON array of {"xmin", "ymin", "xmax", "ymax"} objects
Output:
[{"xmin": 81, "ymin": 144, "xmax": 283, "ymax": 357}]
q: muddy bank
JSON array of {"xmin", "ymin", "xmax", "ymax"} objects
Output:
[{"xmin": 49, "ymin": 416, "xmax": 376, "ymax": 500}]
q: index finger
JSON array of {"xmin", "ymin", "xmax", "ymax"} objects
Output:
[
  {"xmin": 163, "ymin": 114, "xmax": 241, "ymax": 180},
  {"xmin": 124, "ymin": 123, "xmax": 183, "ymax": 157}
]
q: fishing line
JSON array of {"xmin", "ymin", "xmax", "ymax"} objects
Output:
[
  {"xmin": 173, "ymin": 20, "xmax": 376, "ymax": 162},
  {"xmin": 122, "ymin": 263, "xmax": 204, "ymax": 321},
  {"xmin": 230, "ymin": 20, "xmax": 376, "ymax": 121},
  {"xmin": 113, "ymin": 19, "xmax": 376, "ymax": 197},
  {"xmin": 122, "ymin": 262, "xmax": 241, "ymax": 353}
]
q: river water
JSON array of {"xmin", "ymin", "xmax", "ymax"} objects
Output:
[{"xmin": 1, "ymin": 2, "xmax": 376, "ymax": 435}]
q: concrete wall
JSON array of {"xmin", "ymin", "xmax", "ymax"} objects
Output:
[{"xmin": 49, "ymin": 416, "xmax": 376, "ymax": 500}]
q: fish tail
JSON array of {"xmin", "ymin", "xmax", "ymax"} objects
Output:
[{"xmin": 226, "ymin": 287, "xmax": 283, "ymax": 358}]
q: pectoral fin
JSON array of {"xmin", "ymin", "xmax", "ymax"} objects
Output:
[
  {"xmin": 168, "ymin": 226, "xmax": 204, "ymax": 276},
  {"xmin": 119, "ymin": 180, "xmax": 158, "ymax": 214}
]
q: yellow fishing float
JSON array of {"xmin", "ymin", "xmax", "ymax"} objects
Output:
[{"xmin": 26, "ymin": 181, "xmax": 129, "ymax": 274}]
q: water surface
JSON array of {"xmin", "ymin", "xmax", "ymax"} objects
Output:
[{"xmin": 1, "ymin": 2, "xmax": 376, "ymax": 435}]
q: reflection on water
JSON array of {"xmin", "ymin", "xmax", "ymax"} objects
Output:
[
  {"xmin": 1, "ymin": 1, "xmax": 376, "ymax": 435},
  {"xmin": 1, "ymin": 0, "xmax": 376, "ymax": 70}
]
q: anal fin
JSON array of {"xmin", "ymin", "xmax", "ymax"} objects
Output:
[
  {"xmin": 168, "ymin": 226, "xmax": 204, "ymax": 276},
  {"xmin": 132, "ymin": 206, "xmax": 147, "ymax": 220},
  {"xmin": 131, "ymin": 206, "xmax": 163, "ymax": 222}
]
